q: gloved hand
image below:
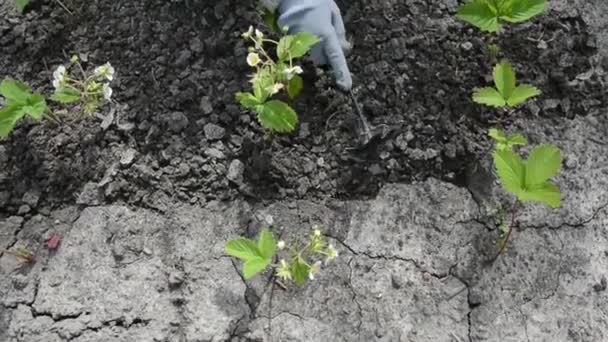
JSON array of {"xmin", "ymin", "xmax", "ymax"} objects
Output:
[{"xmin": 277, "ymin": 0, "xmax": 353, "ymax": 91}]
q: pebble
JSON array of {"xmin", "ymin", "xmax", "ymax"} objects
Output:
[
  {"xmin": 168, "ymin": 271, "xmax": 185, "ymax": 288},
  {"xmin": 167, "ymin": 112, "xmax": 189, "ymax": 133},
  {"xmin": 204, "ymin": 123, "xmax": 225, "ymax": 140},
  {"xmin": 200, "ymin": 96, "xmax": 213, "ymax": 114},
  {"xmin": 227, "ymin": 159, "xmax": 244, "ymax": 183},
  {"xmin": 120, "ymin": 148, "xmax": 137, "ymax": 167},
  {"xmin": 21, "ymin": 191, "xmax": 40, "ymax": 207}
]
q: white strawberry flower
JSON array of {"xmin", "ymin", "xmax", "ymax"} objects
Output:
[
  {"xmin": 283, "ymin": 66, "xmax": 303, "ymax": 80},
  {"xmin": 102, "ymin": 83, "xmax": 113, "ymax": 101},
  {"xmin": 269, "ymin": 83, "xmax": 284, "ymax": 95},
  {"xmin": 94, "ymin": 62, "xmax": 115, "ymax": 81},
  {"xmin": 242, "ymin": 25, "xmax": 254, "ymax": 39},
  {"xmin": 277, "ymin": 240, "xmax": 286, "ymax": 250},
  {"xmin": 246, "ymin": 52, "xmax": 260, "ymax": 67},
  {"xmin": 255, "ymin": 29, "xmax": 264, "ymax": 39},
  {"xmin": 52, "ymin": 65, "xmax": 67, "ymax": 89}
]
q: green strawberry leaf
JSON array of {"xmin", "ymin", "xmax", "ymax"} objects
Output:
[
  {"xmin": 494, "ymin": 61, "xmax": 516, "ymax": 100},
  {"xmin": 473, "ymin": 87, "xmax": 506, "ymax": 107},
  {"xmin": 507, "ymin": 133, "xmax": 528, "ymax": 148},
  {"xmin": 288, "ymin": 32, "xmax": 320, "ymax": 59},
  {"xmin": 1, "ymin": 79, "xmax": 31, "ymax": 104},
  {"xmin": 50, "ymin": 87, "xmax": 81, "ymax": 104},
  {"xmin": 456, "ymin": 0, "xmax": 501, "ymax": 33},
  {"xmin": 493, "ymin": 148, "xmax": 525, "ymax": 195},
  {"xmin": 18, "ymin": 93, "xmax": 46, "ymax": 120},
  {"xmin": 277, "ymin": 33, "xmax": 320, "ymax": 61},
  {"xmin": 518, "ymin": 182, "xmax": 560, "ymax": 208},
  {"xmin": 287, "ymin": 75, "xmax": 303, "ymax": 99},
  {"xmin": 291, "ymin": 258, "xmax": 310, "ymax": 285},
  {"xmin": 243, "ymin": 256, "xmax": 271, "ymax": 279},
  {"xmin": 502, "ymin": 0, "xmax": 546, "ymax": 23},
  {"xmin": 236, "ymin": 92, "xmax": 261, "ymax": 109},
  {"xmin": 488, "ymin": 128, "xmax": 507, "ymax": 142},
  {"xmin": 225, "ymin": 238, "xmax": 262, "ymax": 261},
  {"xmin": 256, "ymin": 100, "xmax": 298, "ymax": 133},
  {"xmin": 15, "ymin": 0, "xmax": 30, "ymax": 13},
  {"xmin": 257, "ymin": 228, "xmax": 276, "ymax": 260},
  {"xmin": 488, "ymin": 128, "xmax": 528, "ymax": 151},
  {"xmin": 506, "ymin": 84, "xmax": 541, "ymax": 106},
  {"xmin": 0, "ymin": 104, "xmax": 25, "ymax": 138},
  {"xmin": 525, "ymin": 144, "xmax": 562, "ymax": 186}
]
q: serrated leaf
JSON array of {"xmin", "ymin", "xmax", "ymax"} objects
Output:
[
  {"xmin": 506, "ymin": 84, "xmax": 541, "ymax": 106},
  {"xmin": 225, "ymin": 238, "xmax": 262, "ymax": 261},
  {"xmin": 236, "ymin": 92, "xmax": 260, "ymax": 109},
  {"xmin": 0, "ymin": 104, "xmax": 25, "ymax": 138},
  {"xmin": 277, "ymin": 33, "xmax": 320, "ymax": 61},
  {"xmin": 15, "ymin": 0, "xmax": 29, "ymax": 13},
  {"xmin": 256, "ymin": 100, "xmax": 298, "ymax": 133},
  {"xmin": 494, "ymin": 61, "xmax": 516, "ymax": 99},
  {"xmin": 287, "ymin": 75, "xmax": 303, "ymax": 99},
  {"xmin": 518, "ymin": 182, "xmax": 560, "ymax": 208},
  {"xmin": 507, "ymin": 133, "xmax": 527, "ymax": 147},
  {"xmin": 1, "ymin": 79, "xmax": 31, "ymax": 104},
  {"xmin": 18, "ymin": 93, "xmax": 46, "ymax": 119},
  {"xmin": 473, "ymin": 87, "xmax": 506, "ymax": 107},
  {"xmin": 257, "ymin": 228, "xmax": 276, "ymax": 260},
  {"xmin": 525, "ymin": 144, "xmax": 561, "ymax": 186},
  {"xmin": 289, "ymin": 32, "xmax": 320, "ymax": 58},
  {"xmin": 502, "ymin": 0, "xmax": 546, "ymax": 23},
  {"xmin": 291, "ymin": 259, "xmax": 310, "ymax": 286},
  {"xmin": 50, "ymin": 87, "xmax": 81, "ymax": 104},
  {"xmin": 488, "ymin": 128, "xmax": 507, "ymax": 142},
  {"xmin": 252, "ymin": 67, "xmax": 274, "ymax": 103},
  {"xmin": 493, "ymin": 149, "xmax": 525, "ymax": 195},
  {"xmin": 243, "ymin": 257, "xmax": 271, "ymax": 279},
  {"xmin": 456, "ymin": 0, "xmax": 501, "ymax": 33}
]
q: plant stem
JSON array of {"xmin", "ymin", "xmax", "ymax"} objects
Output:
[
  {"xmin": 44, "ymin": 109, "xmax": 62, "ymax": 125},
  {"xmin": 498, "ymin": 200, "xmax": 519, "ymax": 255}
]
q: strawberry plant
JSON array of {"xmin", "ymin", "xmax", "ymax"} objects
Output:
[
  {"xmin": 489, "ymin": 128, "xmax": 562, "ymax": 254},
  {"xmin": 236, "ymin": 26, "xmax": 320, "ymax": 133},
  {"xmin": 457, "ymin": 0, "xmax": 546, "ymax": 33},
  {"xmin": 225, "ymin": 225, "xmax": 338, "ymax": 285},
  {"xmin": 50, "ymin": 56, "xmax": 115, "ymax": 114},
  {"xmin": 0, "ymin": 56, "xmax": 115, "ymax": 138},
  {"xmin": 473, "ymin": 60, "xmax": 541, "ymax": 108},
  {"xmin": 0, "ymin": 79, "xmax": 50, "ymax": 138}
]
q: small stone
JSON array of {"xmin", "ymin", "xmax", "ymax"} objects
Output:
[
  {"xmin": 18, "ymin": 204, "xmax": 31, "ymax": 215},
  {"xmin": 21, "ymin": 191, "xmax": 40, "ymax": 207},
  {"xmin": 190, "ymin": 37, "xmax": 204, "ymax": 53},
  {"xmin": 77, "ymin": 182, "xmax": 102, "ymax": 205},
  {"xmin": 593, "ymin": 276, "xmax": 607, "ymax": 292},
  {"xmin": 543, "ymin": 99, "xmax": 560, "ymax": 110},
  {"xmin": 200, "ymin": 96, "xmax": 213, "ymax": 114},
  {"xmin": 204, "ymin": 123, "xmax": 226, "ymax": 140},
  {"xmin": 167, "ymin": 112, "xmax": 189, "ymax": 133},
  {"xmin": 565, "ymin": 156, "xmax": 578, "ymax": 169},
  {"xmin": 204, "ymin": 148, "xmax": 225, "ymax": 159},
  {"xmin": 168, "ymin": 271, "xmax": 185, "ymax": 288},
  {"xmin": 227, "ymin": 159, "xmax": 244, "ymax": 183},
  {"xmin": 120, "ymin": 148, "xmax": 137, "ymax": 167},
  {"xmin": 461, "ymin": 41, "xmax": 473, "ymax": 51}
]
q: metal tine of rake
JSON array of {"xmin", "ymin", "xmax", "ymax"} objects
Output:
[{"xmin": 349, "ymin": 90, "xmax": 373, "ymax": 143}]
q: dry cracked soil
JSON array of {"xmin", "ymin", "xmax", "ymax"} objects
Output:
[{"xmin": 1, "ymin": 0, "xmax": 608, "ymax": 341}]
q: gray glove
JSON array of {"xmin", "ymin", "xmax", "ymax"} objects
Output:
[{"xmin": 277, "ymin": 0, "xmax": 353, "ymax": 91}]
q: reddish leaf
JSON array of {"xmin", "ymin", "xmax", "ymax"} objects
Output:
[{"xmin": 45, "ymin": 233, "xmax": 61, "ymax": 250}]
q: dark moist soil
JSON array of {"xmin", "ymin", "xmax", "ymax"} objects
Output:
[{"xmin": 0, "ymin": 0, "xmax": 605, "ymax": 216}]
